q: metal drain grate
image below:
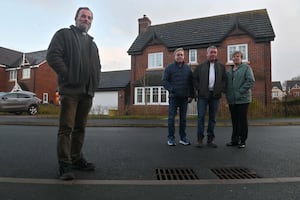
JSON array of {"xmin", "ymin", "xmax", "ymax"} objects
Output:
[
  {"xmin": 156, "ymin": 168, "xmax": 199, "ymax": 180},
  {"xmin": 211, "ymin": 167, "xmax": 261, "ymax": 179}
]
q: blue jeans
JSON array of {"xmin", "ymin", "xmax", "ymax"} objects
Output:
[
  {"xmin": 197, "ymin": 96, "xmax": 219, "ymax": 140},
  {"xmin": 167, "ymin": 97, "xmax": 188, "ymax": 140},
  {"xmin": 57, "ymin": 94, "xmax": 93, "ymax": 164}
]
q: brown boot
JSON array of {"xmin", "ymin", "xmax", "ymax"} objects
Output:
[
  {"xmin": 207, "ymin": 136, "xmax": 218, "ymax": 148},
  {"xmin": 196, "ymin": 136, "xmax": 204, "ymax": 148}
]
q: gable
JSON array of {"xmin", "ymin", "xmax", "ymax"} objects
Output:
[
  {"xmin": 286, "ymin": 80, "xmax": 300, "ymax": 90},
  {"xmin": 128, "ymin": 9, "xmax": 275, "ymax": 55}
]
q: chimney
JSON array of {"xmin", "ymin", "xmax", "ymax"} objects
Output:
[{"xmin": 138, "ymin": 14, "xmax": 151, "ymax": 34}]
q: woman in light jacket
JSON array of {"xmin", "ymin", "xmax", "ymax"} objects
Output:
[{"xmin": 225, "ymin": 51, "xmax": 255, "ymax": 148}]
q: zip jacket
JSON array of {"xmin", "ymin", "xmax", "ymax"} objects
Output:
[
  {"xmin": 47, "ymin": 25, "xmax": 101, "ymax": 97},
  {"xmin": 193, "ymin": 60, "xmax": 226, "ymax": 99},
  {"xmin": 162, "ymin": 61, "xmax": 194, "ymax": 98},
  {"xmin": 226, "ymin": 63, "xmax": 255, "ymax": 104}
]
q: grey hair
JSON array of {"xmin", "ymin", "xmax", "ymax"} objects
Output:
[
  {"xmin": 207, "ymin": 45, "xmax": 217, "ymax": 53},
  {"xmin": 174, "ymin": 47, "xmax": 184, "ymax": 55}
]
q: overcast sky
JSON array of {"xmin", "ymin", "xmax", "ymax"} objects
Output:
[{"xmin": 1, "ymin": 0, "xmax": 299, "ymax": 83}]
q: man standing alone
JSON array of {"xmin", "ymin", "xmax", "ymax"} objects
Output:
[
  {"xmin": 193, "ymin": 46, "xmax": 226, "ymax": 148},
  {"xmin": 163, "ymin": 48, "xmax": 194, "ymax": 146},
  {"xmin": 47, "ymin": 7, "xmax": 101, "ymax": 180}
]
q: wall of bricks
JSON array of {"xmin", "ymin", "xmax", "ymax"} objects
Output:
[
  {"xmin": 0, "ymin": 67, "xmax": 5, "ymax": 91},
  {"xmin": 34, "ymin": 62, "xmax": 58, "ymax": 104},
  {"xmin": 128, "ymin": 104, "xmax": 168, "ymax": 115}
]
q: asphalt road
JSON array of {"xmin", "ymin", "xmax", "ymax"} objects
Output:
[{"xmin": 0, "ymin": 124, "xmax": 300, "ymax": 199}]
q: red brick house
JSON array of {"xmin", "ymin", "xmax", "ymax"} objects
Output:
[
  {"xmin": 127, "ymin": 9, "xmax": 275, "ymax": 115},
  {"xmin": 0, "ymin": 47, "xmax": 58, "ymax": 104},
  {"xmin": 286, "ymin": 80, "xmax": 300, "ymax": 99}
]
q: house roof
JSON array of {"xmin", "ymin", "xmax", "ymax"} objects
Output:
[
  {"xmin": 97, "ymin": 70, "xmax": 131, "ymax": 91},
  {"xmin": 272, "ymin": 81, "xmax": 283, "ymax": 91},
  {"xmin": 26, "ymin": 50, "xmax": 47, "ymax": 65},
  {"xmin": 128, "ymin": 9, "xmax": 275, "ymax": 55},
  {"xmin": 286, "ymin": 80, "xmax": 300, "ymax": 90},
  {"xmin": 0, "ymin": 47, "xmax": 47, "ymax": 68},
  {"xmin": 134, "ymin": 70, "xmax": 164, "ymax": 87},
  {"xmin": 0, "ymin": 47, "xmax": 23, "ymax": 66}
]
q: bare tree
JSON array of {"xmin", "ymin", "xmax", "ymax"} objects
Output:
[{"xmin": 291, "ymin": 75, "xmax": 300, "ymax": 80}]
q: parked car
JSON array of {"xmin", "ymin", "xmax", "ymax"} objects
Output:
[{"xmin": 0, "ymin": 91, "xmax": 41, "ymax": 115}]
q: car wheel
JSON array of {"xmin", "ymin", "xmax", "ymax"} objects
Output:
[{"xmin": 28, "ymin": 105, "xmax": 38, "ymax": 115}]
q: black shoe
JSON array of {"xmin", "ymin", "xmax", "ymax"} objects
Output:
[
  {"xmin": 238, "ymin": 143, "xmax": 246, "ymax": 149},
  {"xmin": 226, "ymin": 142, "xmax": 239, "ymax": 147},
  {"xmin": 72, "ymin": 158, "xmax": 95, "ymax": 171},
  {"xmin": 59, "ymin": 163, "xmax": 75, "ymax": 181}
]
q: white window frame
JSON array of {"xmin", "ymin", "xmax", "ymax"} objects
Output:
[
  {"xmin": 22, "ymin": 68, "xmax": 30, "ymax": 79},
  {"xmin": 43, "ymin": 93, "xmax": 49, "ymax": 104},
  {"xmin": 9, "ymin": 70, "xmax": 17, "ymax": 81},
  {"xmin": 134, "ymin": 86, "xmax": 168, "ymax": 105},
  {"xmin": 227, "ymin": 44, "xmax": 248, "ymax": 63},
  {"xmin": 148, "ymin": 52, "xmax": 163, "ymax": 69},
  {"xmin": 272, "ymin": 91, "xmax": 278, "ymax": 98},
  {"xmin": 189, "ymin": 49, "xmax": 197, "ymax": 64}
]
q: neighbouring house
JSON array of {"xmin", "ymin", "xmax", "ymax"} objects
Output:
[
  {"xmin": 0, "ymin": 47, "xmax": 58, "ymax": 104},
  {"xmin": 272, "ymin": 81, "xmax": 285, "ymax": 101},
  {"xmin": 127, "ymin": 9, "xmax": 275, "ymax": 115},
  {"xmin": 286, "ymin": 80, "xmax": 300, "ymax": 99},
  {"xmin": 92, "ymin": 70, "xmax": 131, "ymax": 115},
  {"xmin": 0, "ymin": 47, "xmax": 131, "ymax": 115}
]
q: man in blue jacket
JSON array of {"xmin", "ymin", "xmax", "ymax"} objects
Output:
[
  {"xmin": 47, "ymin": 7, "xmax": 101, "ymax": 180},
  {"xmin": 163, "ymin": 48, "xmax": 194, "ymax": 146}
]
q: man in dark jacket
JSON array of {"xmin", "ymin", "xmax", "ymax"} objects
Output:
[
  {"xmin": 163, "ymin": 48, "xmax": 194, "ymax": 146},
  {"xmin": 47, "ymin": 7, "xmax": 101, "ymax": 180},
  {"xmin": 193, "ymin": 46, "xmax": 226, "ymax": 148}
]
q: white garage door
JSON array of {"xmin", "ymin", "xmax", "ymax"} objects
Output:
[{"xmin": 91, "ymin": 91, "xmax": 118, "ymax": 115}]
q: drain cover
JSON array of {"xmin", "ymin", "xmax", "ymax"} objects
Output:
[
  {"xmin": 156, "ymin": 168, "xmax": 199, "ymax": 180},
  {"xmin": 211, "ymin": 167, "xmax": 261, "ymax": 179}
]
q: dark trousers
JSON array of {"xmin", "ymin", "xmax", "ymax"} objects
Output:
[
  {"xmin": 229, "ymin": 103, "xmax": 249, "ymax": 144},
  {"xmin": 57, "ymin": 94, "xmax": 93, "ymax": 165},
  {"xmin": 167, "ymin": 97, "xmax": 188, "ymax": 140}
]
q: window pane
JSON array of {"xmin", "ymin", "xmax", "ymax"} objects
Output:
[
  {"xmin": 148, "ymin": 52, "xmax": 163, "ymax": 68},
  {"xmin": 145, "ymin": 88, "xmax": 151, "ymax": 103},
  {"xmin": 137, "ymin": 88, "xmax": 143, "ymax": 103},
  {"xmin": 10, "ymin": 70, "xmax": 17, "ymax": 81},
  {"xmin": 153, "ymin": 88, "xmax": 159, "ymax": 103},
  {"xmin": 189, "ymin": 49, "xmax": 197, "ymax": 63},
  {"xmin": 161, "ymin": 88, "xmax": 167, "ymax": 103},
  {"xmin": 22, "ymin": 68, "xmax": 30, "ymax": 79},
  {"xmin": 156, "ymin": 53, "xmax": 162, "ymax": 67},
  {"xmin": 148, "ymin": 54, "xmax": 154, "ymax": 67}
]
